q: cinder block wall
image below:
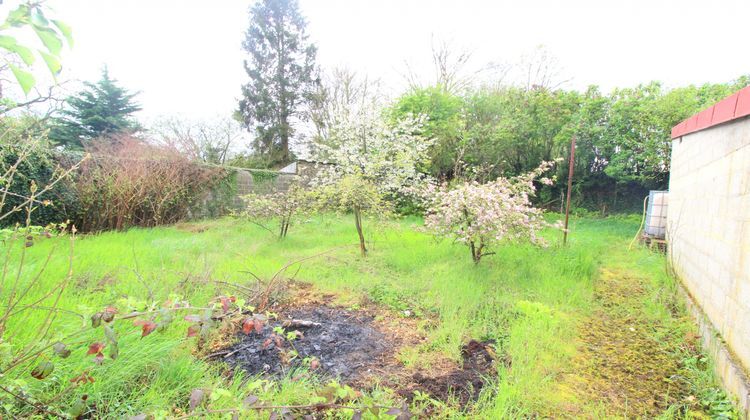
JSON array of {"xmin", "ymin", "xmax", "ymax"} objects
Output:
[{"xmin": 668, "ymin": 117, "xmax": 750, "ymax": 376}]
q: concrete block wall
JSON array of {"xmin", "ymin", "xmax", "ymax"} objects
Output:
[{"xmin": 668, "ymin": 117, "xmax": 750, "ymax": 412}]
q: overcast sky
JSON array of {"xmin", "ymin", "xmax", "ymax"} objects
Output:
[{"xmin": 34, "ymin": 0, "xmax": 750, "ymax": 121}]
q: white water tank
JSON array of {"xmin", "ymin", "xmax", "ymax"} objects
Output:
[{"xmin": 644, "ymin": 190, "xmax": 668, "ymax": 239}]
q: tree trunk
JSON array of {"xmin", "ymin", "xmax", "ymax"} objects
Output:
[{"xmin": 354, "ymin": 206, "xmax": 367, "ymax": 257}]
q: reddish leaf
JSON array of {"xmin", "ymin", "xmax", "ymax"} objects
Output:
[
  {"xmin": 219, "ymin": 297, "xmax": 231, "ymax": 312},
  {"xmin": 87, "ymin": 342, "xmax": 105, "ymax": 355},
  {"xmin": 254, "ymin": 319, "xmax": 264, "ymax": 334},
  {"xmin": 310, "ymin": 358, "xmax": 320, "ymax": 370},
  {"xmin": 273, "ymin": 334, "xmax": 283, "ymax": 348},
  {"xmin": 141, "ymin": 321, "xmax": 156, "ymax": 338},
  {"xmin": 70, "ymin": 372, "xmax": 95, "ymax": 384},
  {"xmin": 93, "ymin": 352, "xmax": 105, "ymax": 365},
  {"xmin": 242, "ymin": 318, "xmax": 254, "ymax": 335},
  {"xmin": 186, "ymin": 325, "xmax": 199, "ymax": 338},
  {"xmin": 262, "ymin": 338, "xmax": 272, "ymax": 349}
]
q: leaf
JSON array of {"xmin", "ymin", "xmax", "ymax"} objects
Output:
[
  {"xmin": 33, "ymin": 26, "xmax": 63, "ymax": 56},
  {"xmin": 0, "ymin": 35, "xmax": 35, "ymax": 65},
  {"xmin": 104, "ymin": 325, "xmax": 117, "ymax": 344},
  {"xmin": 242, "ymin": 394, "xmax": 259, "ymax": 407},
  {"xmin": 189, "ymin": 388, "xmax": 205, "ymax": 412},
  {"xmin": 242, "ymin": 318, "xmax": 254, "ymax": 335},
  {"xmin": 385, "ymin": 408, "xmax": 401, "ymax": 416},
  {"xmin": 87, "ymin": 342, "xmax": 105, "ymax": 355},
  {"xmin": 262, "ymin": 338, "xmax": 272, "ymax": 349},
  {"xmin": 134, "ymin": 320, "xmax": 157, "ymax": 338},
  {"xmin": 102, "ymin": 306, "xmax": 117, "ymax": 322},
  {"xmin": 254, "ymin": 319, "xmax": 264, "ymax": 334},
  {"xmin": 39, "ymin": 50, "xmax": 62, "ymax": 78},
  {"xmin": 52, "ymin": 20, "xmax": 73, "ymax": 47},
  {"xmin": 90, "ymin": 312, "xmax": 103, "ymax": 328},
  {"xmin": 310, "ymin": 358, "xmax": 320, "ymax": 370},
  {"xmin": 220, "ymin": 296, "xmax": 231, "ymax": 312},
  {"xmin": 31, "ymin": 361, "xmax": 54, "ymax": 379},
  {"xmin": 108, "ymin": 342, "xmax": 119, "ymax": 360},
  {"xmin": 186, "ymin": 325, "xmax": 199, "ymax": 338},
  {"xmin": 68, "ymin": 395, "xmax": 88, "ymax": 418},
  {"xmin": 8, "ymin": 63, "xmax": 35, "ymax": 95},
  {"xmin": 53, "ymin": 342, "xmax": 71, "ymax": 358},
  {"xmin": 70, "ymin": 372, "xmax": 95, "ymax": 384}
]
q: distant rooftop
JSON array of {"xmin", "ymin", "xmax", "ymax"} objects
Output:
[{"xmin": 671, "ymin": 86, "xmax": 750, "ymax": 139}]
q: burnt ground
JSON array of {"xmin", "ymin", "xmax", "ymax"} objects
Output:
[
  {"xmin": 223, "ymin": 306, "xmax": 389, "ymax": 380},
  {"xmin": 397, "ymin": 339, "xmax": 497, "ymax": 407},
  {"xmin": 216, "ymin": 301, "xmax": 497, "ymax": 408}
]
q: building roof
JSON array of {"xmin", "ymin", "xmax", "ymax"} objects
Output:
[{"xmin": 671, "ymin": 86, "xmax": 750, "ymax": 139}]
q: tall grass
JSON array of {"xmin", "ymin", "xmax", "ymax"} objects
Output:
[{"xmin": 1, "ymin": 214, "xmax": 727, "ymax": 418}]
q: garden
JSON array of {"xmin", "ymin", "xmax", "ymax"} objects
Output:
[{"xmin": 0, "ymin": 1, "xmax": 745, "ymax": 419}]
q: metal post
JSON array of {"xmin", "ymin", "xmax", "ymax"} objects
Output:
[{"xmin": 563, "ymin": 135, "xmax": 576, "ymax": 245}]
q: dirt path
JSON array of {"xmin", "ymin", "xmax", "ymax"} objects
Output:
[{"xmin": 558, "ymin": 268, "xmax": 690, "ymax": 417}]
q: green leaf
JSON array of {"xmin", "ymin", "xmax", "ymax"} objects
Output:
[
  {"xmin": 30, "ymin": 7, "xmax": 49, "ymax": 28},
  {"xmin": 0, "ymin": 35, "xmax": 35, "ymax": 65},
  {"xmin": 8, "ymin": 63, "xmax": 35, "ymax": 95},
  {"xmin": 3, "ymin": 5, "xmax": 30, "ymax": 29},
  {"xmin": 52, "ymin": 20, "xmax": 73, "ymax": 48},
  {"xmin": 33, "ymin": 26, "xmax": 63, "ymax": 56},
  {"xmin": 30, "ymin": 361, "xmax": 54, "ymax": 379},
  {"xmin": 40, "ymin": 50, "xmax": 62, "ymax": 77}
]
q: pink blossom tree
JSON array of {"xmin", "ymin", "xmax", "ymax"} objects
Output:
[{"xmin": 424, "ymin": 161, "xmax": 558, "ymax": 264}]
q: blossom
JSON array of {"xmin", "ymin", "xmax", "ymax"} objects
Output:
[{"xmin": 424, "ymin": 161, "xmax": 559, "ymax": 263}]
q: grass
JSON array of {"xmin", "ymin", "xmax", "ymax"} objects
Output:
[{"xmin": 1, "ymin": 214, "xmax": 736, "ymax": 418}]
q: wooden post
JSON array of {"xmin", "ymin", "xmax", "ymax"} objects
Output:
[{"xmin": 563, "ymin": 135, "xmax": 576, "ymax": 245}]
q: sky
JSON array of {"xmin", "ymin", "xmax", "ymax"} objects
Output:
[{"xmin": 21, "ymin": 0, "xmax": 750, "ymax": 122}]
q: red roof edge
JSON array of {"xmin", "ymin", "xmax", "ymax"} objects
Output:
[{"xmin": 671, "ymin": 86, "xmax": 750, "ymax": 139}]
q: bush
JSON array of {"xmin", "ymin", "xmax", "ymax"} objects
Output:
[
  {"xmin": 72, "ymin": 135, "xmax": 229, "ymax": 231},
  {"xmin": 0, "ymin": 117, "xmax": 78, "ymax": 226}
]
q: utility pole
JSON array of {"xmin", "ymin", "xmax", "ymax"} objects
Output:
[{"xmin": 563, "ymin": 135, "xmax": 576, "ymax": 245}]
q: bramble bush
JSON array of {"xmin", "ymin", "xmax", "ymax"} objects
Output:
[
  {"xmin": 425, "ymin": 161, "xmax": 561, "ymax": 263},
  {"xmin": 72, "ymin": 135, "xmax": 228, "ymax": 231}
]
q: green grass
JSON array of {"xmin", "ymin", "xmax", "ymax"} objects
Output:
[{"xmin": 0, "ymin": 214, "xmax": 734, "ymax": 418}]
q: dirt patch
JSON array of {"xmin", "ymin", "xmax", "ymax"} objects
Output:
[
  {"xmin": 397, "ymin": 340, "xmax": 497, "ymax": 407},
  {"xmin": 223, "ymin": 306, "xmax": 389, "ymax": 381},
  {"xmin": 216, "ymin": 300, "xmax": 496, "ymax": 408}
]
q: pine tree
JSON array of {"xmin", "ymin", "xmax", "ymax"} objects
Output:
[
  {"xmin": 238, "ymin": 0, "xmax": 318, "ymax": 165},
  {"xmin": 51, "ymin": 68, "xmax": 141, "ymax": 149}
]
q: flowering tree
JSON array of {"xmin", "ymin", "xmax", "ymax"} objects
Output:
[
  {"xmin": 239, "ymin": 183, "xmax": 312, "ymax": 239},
  {"xmin": 425, "ymin": 161, "xmax": 558, "ymax": 264},
  {"xmin": 312, "ymin": 105, "xmax": 434, "ymax": 200},
  {"xmin": 314, "ymin": 173, "xmax": 392, "ymax": 257}
]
